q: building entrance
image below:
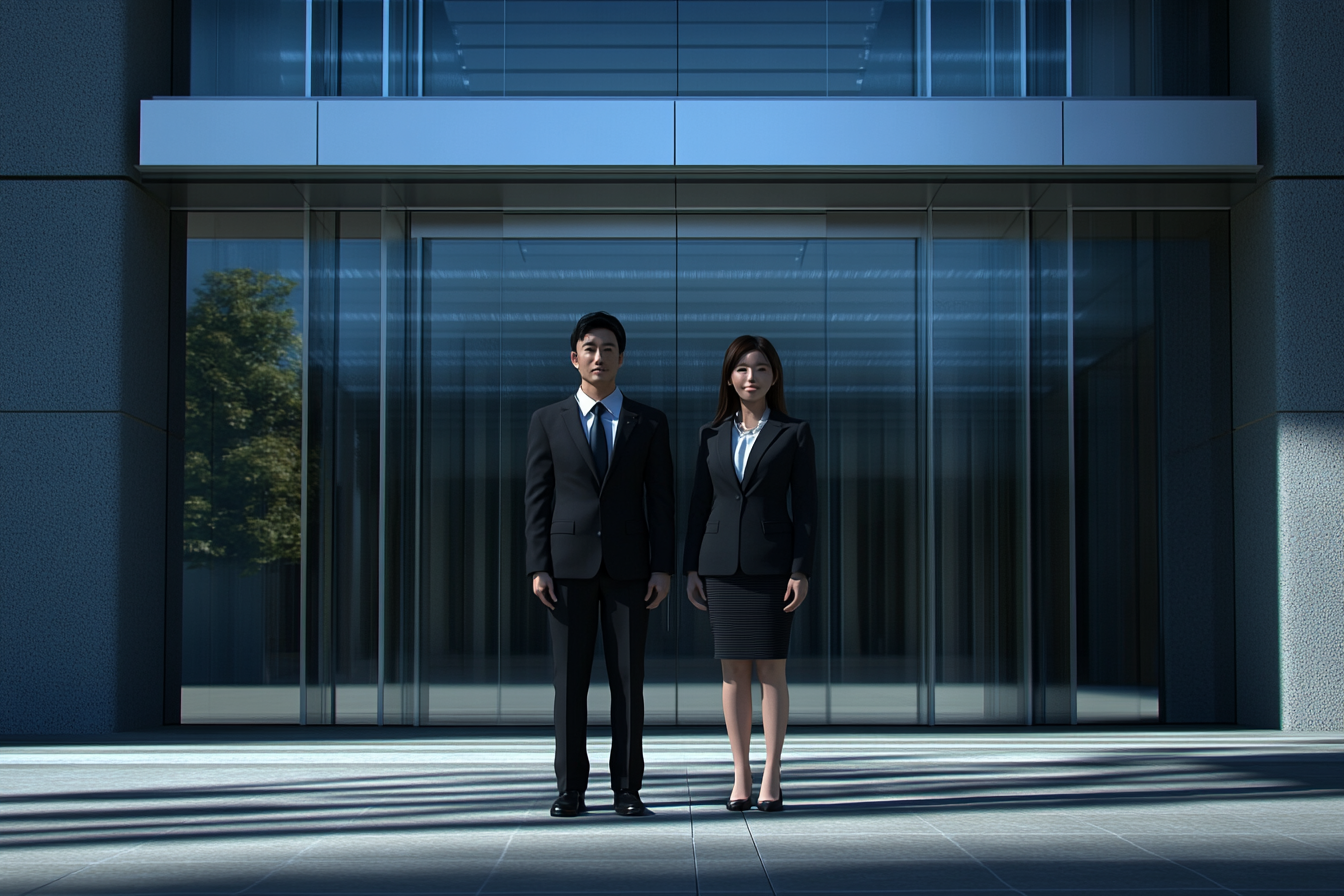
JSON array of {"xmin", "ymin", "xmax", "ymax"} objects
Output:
[{"xmin": 181, "ymin": 210, "xmax": 1196, "ymax": 726}]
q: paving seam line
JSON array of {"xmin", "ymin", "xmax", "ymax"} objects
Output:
[
  {"xmin": 237, "ymin": 803, "xmax": 373, "ymax": 893},
  {"xmin": 1116, "ymin": 831, "xmax": 1241, "ymax": 894}
]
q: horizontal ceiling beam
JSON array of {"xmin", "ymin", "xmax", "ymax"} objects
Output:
[{"xmin": 140, "ymin": 98, "xmax": 1258, "ymax": 175}]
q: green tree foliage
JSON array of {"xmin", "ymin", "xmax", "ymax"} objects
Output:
[{"xmin": 185, "ymin": 269, "xmax": 302, "ymax": 572}]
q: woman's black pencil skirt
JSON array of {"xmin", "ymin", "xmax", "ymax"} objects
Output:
[{"xmin": 704, "ymin": 573, "xmax": 794, "ymax": 659}]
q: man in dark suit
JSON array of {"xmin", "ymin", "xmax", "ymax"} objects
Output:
[{"xmin": 524, "ymin": 311, "xmax": 675, "ymax": 818}]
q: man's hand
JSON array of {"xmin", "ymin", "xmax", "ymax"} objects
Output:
[
  {"xmin": 645, "ymin": 572, "xmax": 671, "ymax": 609},
  {"xmin": 533, "ymin": 572, "xmax": 557, "ymax": 609}
]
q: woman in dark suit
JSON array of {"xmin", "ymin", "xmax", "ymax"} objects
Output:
[{"xmin": 684, "ymin": 335, "xmax": 817, "ymax": 813}]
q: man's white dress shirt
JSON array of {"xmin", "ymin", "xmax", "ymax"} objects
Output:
[{"xmin": 576, "ymin": 387, "xmax": 622, "ymax": 465}]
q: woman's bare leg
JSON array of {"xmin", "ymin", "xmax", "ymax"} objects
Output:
[
  {"xmin": 721, "ymin": 659, "xmax": 755, "ymax": 800},
  {"xmin": 756, "ymin": 659, "xmax": 789, "ymax": 801}
]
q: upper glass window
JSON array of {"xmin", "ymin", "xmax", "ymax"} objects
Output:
[
  {"xmin": 191, "ymin": 0, "xmax": 307, "ymax": 96},
  {"xmin": 1072, "ymin": 0, "xmax": 1229, "ymax": 96},
  {"xmin": 190, "ymin": 0, "xmax": 1228, "ymax": 98}
]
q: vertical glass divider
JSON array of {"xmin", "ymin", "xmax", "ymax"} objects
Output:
[
  {"xmin": 305, "ymin": 0, "xmax": 313, "ymax": 97},
  {"xmin": 495, "ymin": 236, "xmax": 505, "ymax": 724},
  {"xmin": 412, "ymin": 234, "xmax": 423, "ymax": 725},
  {"xmin": 1019, "ymin": 0, "xmax": 1028, "ymax": 96},
  {"xmin": 377, "ymin": 213, "xmax": 390, "ymax": 726},
  {"xmin": 988, "ymin": 0, "xmax": 995, "ymax": 96},
  {"xmin": 1022, "ymin": 209, "xmax": 1034, "ymax": 725},
  {"xmin": 673, "ymin": 226, "xmax": 680, "ymax": 725},
  {"xmin": 1065, "ymin": 0, "xmax": 1073, "ymax": 96},
  {"xmin": 822, "ymin": 238, "xmax": 832, "ymax": 723},
  {"xmin": 382, "ymin": 0, "xmax": 391, "ymax": 96},
  {"xmin": 1066, "ymin": 207, "xmax": 1078, "ymax": 724},
  {"xmin": 922, "ymin": 0, "xmax": 933, "ymax": 96},
  {"xmin": 299, "ymin": 210, "xmax": 312, "ymax": 724},
  {"xmin": 922, "ymin": 207, "xmax": 936, "ymax": 725},
  {"xmin": 416, "ymin": 0, "xmax": 425, "ymax": 96}
]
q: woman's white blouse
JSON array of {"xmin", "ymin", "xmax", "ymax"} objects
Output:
[{"xmin": 730, "ymin": 409, "xmax": 770, "ymax": 482}]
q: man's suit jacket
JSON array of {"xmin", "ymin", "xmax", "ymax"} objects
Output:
[
  {"xmin": 683, "ymin": 412, "xmax": 817, "ymax": 578},
  {"xmin": 524, "ymin": 393, "xmax": 675, "ymax": 581}
]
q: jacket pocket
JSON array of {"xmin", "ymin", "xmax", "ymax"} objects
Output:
[
  {"xmin": 550, "ymin": 520, "xmax": 576, "ymax": 534},
  {"xmin": 762, "ymin": 520, "xmax": 791, "ymax": 534},
  {"xmin": 704, "ymin": 520, "xmax": 720, "ymax": 534}
]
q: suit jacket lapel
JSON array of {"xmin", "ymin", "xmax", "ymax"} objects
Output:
[
  {"xmin": 561, "ymin": 396, "xmax": 601, "ymax": 484},
  {"xmin": 709, "ymin": 420, "xmax": 741, "ymax": 492},
  {"xmin": 740, "ymin": 418, "xmax": 785, "ymax": 492},
  {"xmin": 604, "ymin": 405, "xmax": 640, "ymax": 490}
]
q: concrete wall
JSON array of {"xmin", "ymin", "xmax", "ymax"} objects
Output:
[
  {"xmin": 0, "ymin": 1, "xmax": 172, "ymax": 733},
  {"xmin": 1230, "ymin": 0, "xmax": 1344, "ymax": 729}
]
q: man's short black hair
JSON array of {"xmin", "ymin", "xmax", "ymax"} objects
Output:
[{"xmin": 571, "ymin": 311, "xmax": 627, "ymax": 354}]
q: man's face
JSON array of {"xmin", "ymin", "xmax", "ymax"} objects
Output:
[{"xmin": 571, "ymin": 328, "xmax": 624, "ymax": 387}]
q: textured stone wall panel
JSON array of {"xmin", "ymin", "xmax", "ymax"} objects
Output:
[
  {"xmin": 0, "ymin": 0, "xmax": 171, "ymax": 177},
  {"xmin": 1268, "ymin": 180, "xmax": 1344, "ymax": 413},
  {"xmin": 1277, "ymin": 413, "xmax": 1344, "ymax": 730},
  {"xmin": 0, "ymin": 179, "xmax": 169, "ymax": 428},
  {"xmin": 0, "ymin": 413, "xmax": 165, "ymax": 733}
]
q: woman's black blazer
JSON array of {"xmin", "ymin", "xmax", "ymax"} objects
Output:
[{"xmin": 683, "ymin": 412, "xmax": 817, "ymax": 578}]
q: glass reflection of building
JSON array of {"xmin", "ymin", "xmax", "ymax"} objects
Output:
[{"xmin": 174, "ymin": 0, "xmax": 1239, "ymax": 727}]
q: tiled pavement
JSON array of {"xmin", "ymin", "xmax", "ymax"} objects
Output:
[{"xmin": 1, "ymin": 728, "xmax": 1341, "ymax": 895}]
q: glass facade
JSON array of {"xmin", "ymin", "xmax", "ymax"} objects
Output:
[
  {"xmin": 181, "ymin": 209, "xmax": 1230, "ymax": 725},
  {"xmin": 930, "ymin": 212, "xmax": 1028, "ymax": 723},
  {"xmin": 1072, "ymin": 0, "xmax": 1229, "ymax": 96},
  {"xmin": 190, "ymin": 0, "xmax": 1228, "ymax": 97},
  {"xmin": 191, "ymin": 0, "xmax": 308, "ymax": 96},
  {"xmin": 182, "ymin": 213, "xmax": 305, "ymax": 722}
]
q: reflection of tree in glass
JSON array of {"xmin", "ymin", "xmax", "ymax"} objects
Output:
[{"xmin": 185, "ymin": 269, "xmax": 302, "ymax": 572}]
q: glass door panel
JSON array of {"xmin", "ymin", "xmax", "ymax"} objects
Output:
[
  {"xmin": 499, "ymin": 238, "xmax": 678, "ymax": 724},
  {"xmin": 1030, "ymin": 210, "xmax": 1075, "ymax": 725},
  {"xmin": 333, "ymin": 214, "xmax": 384, "ymax": 723},
  {"xmin": 419, "ymin": 234, "xmax": 677, "ymax": 724},
  {"xmin": 181, "ymin": 212, "xmax": 305, "ymax": 723},
  {"xmin": 305, "ymin": 211, "xmax": 384, "ymax": 724},
  {"xmin": 931, "ymin": 211, "xmax": 1028, "ymax": 724},
  {"xmin": 826, "ymin": 239, "xmax": 922, "ymax": 723},
  {"xmin": 1072, "ymin": 212, "xmax": 1161, "ymax": 723},
  {"xmin": 381, "ymin": 211, "xmax": 416, "ymax": 725},
  {"xmin": 420, "ymin": 239, "xmax": 504, "ymax": 723},
  {"xmin": 675, "ymin": 239, "xmax": 829, "ymax": 724}
]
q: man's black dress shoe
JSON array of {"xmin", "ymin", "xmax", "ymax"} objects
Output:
[
  {"xmin": 550, "ymin": 791, "xmax": 585, "ymax": 817},
  {"xmin": 613, "ymin": 789, "xmax": 647, "ymax": 816},
  {"xmin": 725, "ymin": 795, "xmax": 752, "ymax": 811},
  {"xmin": 757, "ymin": 789, "xmax": 784, "ymax": 813}
]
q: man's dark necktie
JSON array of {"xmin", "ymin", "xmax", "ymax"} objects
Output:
[{"xmin": 590, "ymin": 401, "xmax": 609, "ymax": 483}]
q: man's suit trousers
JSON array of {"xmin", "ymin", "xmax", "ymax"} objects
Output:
[{"xmin": 548, "ymin": 571, "xmax": 649, "ymax": 794}]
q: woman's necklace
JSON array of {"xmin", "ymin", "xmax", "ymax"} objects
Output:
[{"xmin": 735, "ymin": 411, "xmax": 767, "ymax": 436}]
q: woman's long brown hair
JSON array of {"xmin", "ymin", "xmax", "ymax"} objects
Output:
[{"xmin": 711, "ymin": 335, "xmax": 789, "ymax": 426}]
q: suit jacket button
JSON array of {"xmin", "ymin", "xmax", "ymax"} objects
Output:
[
  {"xmin": 735, "ymin": 495, "xmax": 741, "ymax": 500},
  {"xmin": 597, "ymin": 531, "xmax": 601, "ymax": 536}
]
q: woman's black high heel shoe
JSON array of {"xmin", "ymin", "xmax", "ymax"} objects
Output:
[
  {"xmin": 725, "ymin": 794, "xmax": 753, "ymax": 811},
  {"xmin": 757, "ymin": 789, "xmax": 784, "ymax": 812}
]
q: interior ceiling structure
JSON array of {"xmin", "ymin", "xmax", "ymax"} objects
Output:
[{"xmin": 153, "ymin": 178, "xmax": 1256, "ymax": 212}]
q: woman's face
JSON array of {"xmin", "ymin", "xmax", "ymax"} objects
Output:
[{"xmin": 730, "ymin": 349, "xmax": 775, "ymax": 405}]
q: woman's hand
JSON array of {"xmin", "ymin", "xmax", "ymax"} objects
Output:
[
  {"xmin": 783, "ymin": 573, "xmax": 809, "ymax": 612},
  {"xmin": 686, "ymin": 571, "xmax": 708, "ymax": 611}
]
